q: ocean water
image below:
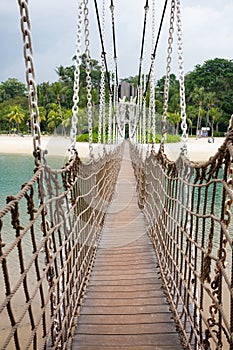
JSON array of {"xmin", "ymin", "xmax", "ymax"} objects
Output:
[{"xmin": 0, "ymin": 153, "xmax": 67, "ymax": 209}]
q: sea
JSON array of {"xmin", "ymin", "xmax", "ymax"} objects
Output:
[{"xmin": 0, "ymin": 153, "xmax": 67, "ymax": 209}]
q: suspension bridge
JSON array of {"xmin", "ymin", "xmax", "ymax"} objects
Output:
[{"xmin": 1, "ymin": 0, "xmax": 233, "ymax": 349}]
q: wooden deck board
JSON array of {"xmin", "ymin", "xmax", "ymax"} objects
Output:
[{"xmin": 72, "ymin": 142, "xmax": 182, "ymax": 349}]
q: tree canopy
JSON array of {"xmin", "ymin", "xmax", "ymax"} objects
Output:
[{"xmin": 0, "ymin": 57, "xmax": 232, "ymax": 137}]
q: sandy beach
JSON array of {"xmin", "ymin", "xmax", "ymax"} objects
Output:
[
  {"xmin": 0, "ymin": 134, "xmax": 226, "ymax": 162},
  {"xmin": 0, "ymin": 135, "xmax": 95, "ymax": 159}
]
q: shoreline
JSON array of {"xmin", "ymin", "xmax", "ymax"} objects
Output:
[{"xmin": 0, "ymin": 135, "xmax": 226, "ymax": 162}]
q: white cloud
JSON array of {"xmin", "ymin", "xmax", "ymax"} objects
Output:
[
  {"xmin": 0, "ymin": 1, "xmax": 232, "ymax": 83},
  {"xmin": 182, "ymin": 3, "xmax": 233, "ymax": 72}
]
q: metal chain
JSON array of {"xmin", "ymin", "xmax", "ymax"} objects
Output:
[
  {"xmin": 161, "ymin": 0, "xmax": 175, "ymax": 147},
  {"xmin": 112, "ymin": 69, "xmax": 116, "ymax": 144},
  {"xmin": 108, "ymin": 17, "xmax": 113, "ymax": 145},
  {"xmin": 71, "ymin": 0, "xmax": 83, "ymax": 155},
  {"xmin": 98, "ymin": 0, "xmax": 106, "ymax": 144},
  {"xmin": 109, "ymin": 2, "xmax": 119, "ymax": 145},
  {"xmin": 17, "ymin": 0, "xmax": 42, "ymax": 165},
  {"xmin": 147, "ymin": 1, "xmax": 156, "ymax": 146},
  {"xmin": 108, "ymin": 92, "xmax": 112, "ymax": 144},
  {"xmin": 176, "ymin": 0, "xmax": 188, "ymax": 153},
  {"xmin": 151, "ymin": 0, "xmax": 156, "ymax": 144},
  {"xmin": 83, "ymin": 0, "xmax": 94, "ymax": 158},
  {"xmin": 142, "ymin": 95, "xmax": 147, "ymax": 144},
  {"xmin": 98, "ymin": 54, "xmax": 105, "ymax": 144},
  {"xmin": 142, "ymin": 34, "xmax": 147, "ymax": 145}
]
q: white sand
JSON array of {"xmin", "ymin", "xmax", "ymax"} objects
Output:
[
  {"xmin": 164, "ymin": 137, "xmax": 225, "ymax": 162},
  {"xmin": 0, "ymin": 135, "xmax": 226, "ymax": 162},
  {"xmin": 0, "ymin": 135, "xmax": 91, "ymax": 159}
]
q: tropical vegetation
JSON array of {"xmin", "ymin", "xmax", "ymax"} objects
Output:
[{"xmin": 0, "ymin": 57, "xmax": 232, "ymax": 139}]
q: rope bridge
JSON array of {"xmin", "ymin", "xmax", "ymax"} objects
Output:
[
  {"xmin": 0, "ymin": 145, "xmax": 122, "ymax": 349},
  {"xmin": 1, "ymin": 0, "xmax": 233, "ymax": 349},
  {"xmin": 130, "ymin": 128, "xmax": 233, "ymax": 349}
]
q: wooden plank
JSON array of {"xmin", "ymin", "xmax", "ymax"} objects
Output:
[
  {"xmin": 90, "ymin": 272, "xmax": 157, "ymax": 281},
  {"xmin": 75, "ymin": 347, "xmax": 182, "ymax": 350},
  {"xmin": 86, "ymin": 283, "xmax": 163, "ymax": 293},
  {"xmin": 80, "ymin": 304, "xmax": 171, "ymax": 315},
  {"xmin": 85, "ymin": 290, "xmax": 163, "ymax": 299},
  {"xmin": 76, "ymin": 322, "xmax": 177, "ymax": 335},
  {"xmin": 77, "ymin": 313, "xmax": 175, "ymax": 325},
  {"xmin": 72, "ymin": 334, "xmax": 181, "ymax": 347},
  {"xmin": 83, "ymin": 297, "xmax": 167, "ymax": 307},
  {"xmin": 71, "ymin": 142, "xmax": 182, "ymax": 350}
]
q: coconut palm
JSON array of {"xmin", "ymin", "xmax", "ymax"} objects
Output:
[
  {"xmin": 47, "ymin": 103, "xmax": 62, "ymax": 135},
  {"xmin": 8, "ymin": 105, "xmax": 25, "ymax": 134},
  {"xmin": 189, "ymin": 86, "xmax": 205, "ymax": 138}
]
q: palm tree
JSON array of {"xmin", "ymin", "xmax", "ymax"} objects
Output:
[
  {"xmin": 47, "ymin": 103, "xmax": 62, "ymax": 135},
  {"xmin": 61, "ymin": 108, "xmax": 72, "ymax": 136},
  {"xmin": 8, "ymin": 105, "xmax": 25, "ymax": 134},
  {"xmin": 189, "ymin": 86, "xmax": 205, "ymax": 138},
  {"xmin": 167, "ymin": 111, "xmax": 180, "ymax": 135}
]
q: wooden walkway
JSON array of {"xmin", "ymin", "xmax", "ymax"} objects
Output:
[{"xmin": 72, "ymin": 142, "xmax": 182, "ymax": 350}]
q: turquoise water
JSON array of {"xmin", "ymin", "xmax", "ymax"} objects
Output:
[{"xmin": 0, "ymin": 153, "xmax": 67, "ymax": 209}]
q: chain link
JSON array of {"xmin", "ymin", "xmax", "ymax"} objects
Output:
[
  {"xmin": 113, "ymin": 58, "xmax": 118, "ymax": 144},
  {"xmin": 161, "ymin": 0, "xmax": 175, "ymax": 146},
  {"xmin": 108, "ymin": 90, "xmax": 112, "ymax": 144},
  {"xmin": 98, "ymin": 54, "xmax": 106, "ymax": 144},
  {"xmin": 147, "ymin": 1, "xmax": 155, "ymax": 146},
  {"xmin": 142, "ymin": 96, "xmax": 147, "ymax": 144},
  {"xmin": 17, "ymin": 0, "xmax": 42, "ymax": 165},
  {"xmin": 83, "ymin": 0, "xmax": 94, "ymax": 158},
  {"xmin": 71, "ymin": 0, "xmax": 83, "ymax": 155},
  {"xmin": 151, "ymin": 0, "xmax": 156, "ymax": 144},
  {"xmin": 176, "ymin": 0, "xmax": 188, "ymax": 152},
  {"xmin": 98, "ymin": 0, "xmax": 106, "ymax": 145}
]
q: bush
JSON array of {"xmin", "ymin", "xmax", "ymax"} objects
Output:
[
  {"xmin": 76, "ymin": 131, "xmax": 99, "ymax": 143},
  {"xmin": 213, "ymin": 131, "xmax": 225, "ymax": 137},
  {"xmin": 146, "ymin": 133, "xmax": 180, "ymax": 143}
]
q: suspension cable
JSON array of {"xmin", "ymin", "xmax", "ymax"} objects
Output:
[
  {"xmin": 110, "ymin": 1, "xmax": 118, "ymax": 87},
  {"xmin": 84, "ymin": 0, "xmax": 94, "ymax": 158},
  {"xmin": 143, "ymin": 0, "xmax": 169, "ymax": 97},
  {"xmin": 70, "ymin": 0, "xmax": 83, "ymax": 156},
  {"xmin": 93, "ymin": 0, "xmax": 112, "ymax": 94},
  {"xmin": 176, "ymin": 0, "xmax": 188, "ymax": 153},
  {"xmin": 137, "ymin": 0, "xmax": 149, "ymax": 90},
  {"xmin": 17, "ymin": 0, "xmax": 43, "ymax": 166}
]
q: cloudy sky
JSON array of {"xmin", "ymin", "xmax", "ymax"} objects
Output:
[{"xmin": 0, "ymin": 0, "xmax": 232, "ymax": 84}]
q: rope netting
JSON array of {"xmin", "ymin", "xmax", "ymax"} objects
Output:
[
  {"xmin": 130, "ymin": 125, "xmax": 233, "ymax": 349},
  {"xmin": 0, "ymin": 144, "xmax": 123, "ymax": 349},
  {"xmin": 3, "ymin": 0, "xmax": 233, "ymax": 349},
  {"xmin": 0, "ymin": 1, "xmax": 124, "ymax": 347}
]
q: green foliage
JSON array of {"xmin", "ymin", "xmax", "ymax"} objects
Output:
[
  {"xmin": 185, "ymin": 58, "xmax": 233, "ymax": 127},
  {"xmin": 152, "ymin": 134, "xmax": 180, "ymax": 144},
  {"xmin": 76, "ymin": 131, "xmax": 99, "ymax": 143},
  {"xmin": 213, "ymin": 131, "xmax": 225, "ymax": 137},
  {"xmin": 8, "ymin": 105, "xmax": 25, "ymax": 133},
  {"xmin": 0, "ymin": 78, "xmax": 27, "ymax": 102},
  {"xmin": 0, "ymin": 57, "xmax": 232, "ymax": 138}
]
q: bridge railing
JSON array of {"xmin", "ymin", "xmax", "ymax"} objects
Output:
[
  {"xmin": 0, "ymin": 144, "xmax": 122, "ymax": 350},
  {"xmin": 130, "ymin": 133, "xmax": 233, "ymax": 350}
]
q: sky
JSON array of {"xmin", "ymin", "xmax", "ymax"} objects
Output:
[{"xmin": 0, "ymin": 0, "xmax": 233, "ymax": 85}]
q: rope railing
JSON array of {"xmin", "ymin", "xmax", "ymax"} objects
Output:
[
  {"xmin": 130, "ymin": 129, "xmax": 233, "ymax": 350},
  {"xmin": 0, "ymin": 144, "xmax": 123, "ymax": 350}
]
